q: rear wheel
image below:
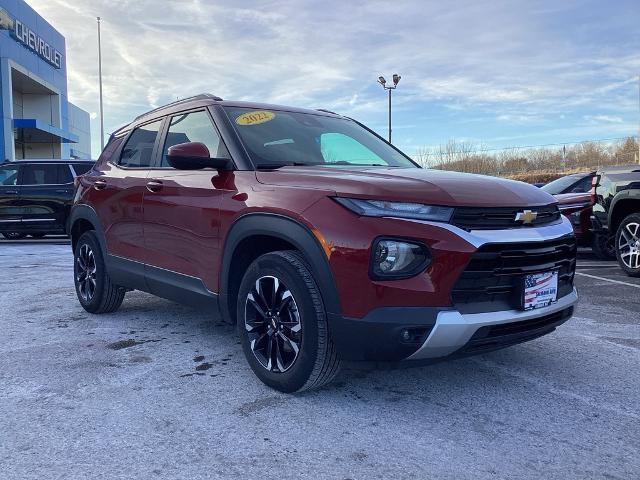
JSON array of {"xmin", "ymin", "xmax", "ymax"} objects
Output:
[
  {"xmin": 615, "ymin": 213, "xmax": 640, "ymax": 277},
  {"xmin": 1, "ymin": 232, "xmax": 26, "ymax": 240},
  {"xmin": 74, "ymin": 231, "xmax": 126, "ymax": 313},
  {"xmin": 592, "ymin": 232, "xmax": 616, "ymax": 260},
  {"xmin": 237, "ymin": 250, "xmax": 341, "ymax": 392}
]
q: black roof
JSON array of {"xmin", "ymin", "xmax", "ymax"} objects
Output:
[{"xmin": 121, "ymin": 93, "xmax": 343, "ymax": 134}]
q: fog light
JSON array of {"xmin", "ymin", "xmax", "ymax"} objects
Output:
[
  {"xmin": 370, "ymin": 238, "xmax": 431, "ymax": 279},
  {"xmin": 401, "ymin": 329, "xmax": 411, "ymax": 342}
]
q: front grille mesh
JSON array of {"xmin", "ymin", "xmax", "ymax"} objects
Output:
[
  {"xmin": 451, "ymin": 204, "xmax": 561, "ymax": 231},
  {"xmin": 452, "ymin": 235, "xmax": 577, "ymax": 314}
]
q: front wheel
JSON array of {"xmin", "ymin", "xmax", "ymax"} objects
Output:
[
  {"xmin": 237, "ymin": 251, "xmax": 341, "ymax": 392},
  {"xmin": 615, "ymin": 213, "xmax": 640, "ymax": 277},
  {"xmin": 74, "ymin": 231, "xmax": 126, "ymax": 313}
]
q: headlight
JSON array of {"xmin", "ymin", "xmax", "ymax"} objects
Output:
[
  {"xmin": 370, "ymin": 238, "xmax": 431, "ymax": 279},
  {"xmin": 334, "ymin": 197, "xmax": 453, "ymax": 222}
]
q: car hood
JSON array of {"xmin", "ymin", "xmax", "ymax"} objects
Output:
[{"xmin": 256, "ymin": 166, "xmax": 557, "ymax": 207}]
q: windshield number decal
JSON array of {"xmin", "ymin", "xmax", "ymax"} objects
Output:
[{"xmin": 236, "ymin": 111, "xmax": 275, "ymax": 126}]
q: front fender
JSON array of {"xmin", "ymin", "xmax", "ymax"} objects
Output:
[{"xmin": 219, "ymin": 212, "xmax": 342, "ymax": 321}]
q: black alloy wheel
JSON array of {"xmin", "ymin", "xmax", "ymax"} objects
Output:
[
  {"xmin": 76, "ymin": 243, "xmax": 97, "ymax": 302},
  {"xmin": 245, "ymin": 275, "xmax": 302, "ymax": 373}
]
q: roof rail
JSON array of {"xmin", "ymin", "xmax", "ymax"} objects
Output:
[
  {"xmin": 134, "ymin": 93, "xmax": 223, "ymax": 122},
  {"xmin": 316, "ymin": 108, "xmax": 339, "ymax": 115}
]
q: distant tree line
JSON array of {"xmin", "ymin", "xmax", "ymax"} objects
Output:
[{"xmin": 414, "ymin": 136, "xmax": 639, "ymax": 182}]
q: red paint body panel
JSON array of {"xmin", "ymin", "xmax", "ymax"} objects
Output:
[
  {"xmin": 301, "ymin": 197, "xmax": 475, "ymax": 318},
  {"xmin": 256, "ymin": 166, "xmax": 557, "ymax": 207},
  {"xmin": 84, "ymin": 161, "xmax": 148, "ymax": 263},
  {"xmin": 555, "ymin": 192, "xmax": 593, "ymax": 244}
]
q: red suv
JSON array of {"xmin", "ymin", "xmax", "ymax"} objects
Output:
[{"xmin": 70, "ymin": 94, "xmax": 578, "ymax": 392}]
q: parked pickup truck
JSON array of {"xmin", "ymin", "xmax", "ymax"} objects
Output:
[
  {"xmin": 68, "ymin": 94, "xmax": 578, "ymax": 392},
  {"xmin": 592, "ymin": 165, "xmax": 640, "ymax": 276}
]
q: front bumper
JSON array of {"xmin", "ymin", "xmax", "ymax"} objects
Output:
[
  {"xmin": 407, "ymin": 288, "xmax": 577, "ymax": 360},
  {"xmin": 327, "ymin": 216, "xmax": 578, "ymax": 362},
  {"xmin": 329, "ymin": 290, "xmax": 577, "ymax": 361}
]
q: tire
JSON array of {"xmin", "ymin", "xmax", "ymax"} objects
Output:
[
  {"xmin": 237, "ymin": 250, "xmax": 341, "ymax": 393},
  {"xmin": 74, "ymin": 231, "xmax": 126, "ymax": 313},
  {"xmin": 615, "ymin": 213, "xmax": 640, "ymax": 277},
  {"xmin": 1, "ymin": 232, "xmax": 26, "ymax": 240},
  {"xmin": 592, "ymin": 232, "xmax": 616, "ymax": 260}
]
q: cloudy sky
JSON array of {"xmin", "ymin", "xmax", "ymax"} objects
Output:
[{"xmin": 28, "ymin": 0, "xmax": 640, "ymax": 158}]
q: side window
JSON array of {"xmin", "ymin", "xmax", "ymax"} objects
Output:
[
  {"xmin": 57, "ymin": 165, "xmax": 74, "ymax": 184},
  {"xmin": 22, "ymin": 164, "xmax": 59, "ymax": 185},
  {"xmin": 118, "ymin": 120, "xmax": 163, "ymax": 168},
  {"xmin": 161, "ymin": 111, "xmax": 229, "ymax": 167},
  {"xmin": 320, "ymin": 133, "xmax": 385, "ymax": 165},
  {"xmin": 72, "ymin": 163, "xmax": 93, "ymax": 175},
  {"xmin": 0, "ymin": 166, "xmax": 20, "ymax": 186}
]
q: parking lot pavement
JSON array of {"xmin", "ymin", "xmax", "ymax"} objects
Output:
[{"xmin": 0, "ymin": 243, "xmax": 638, "ymax": 480}]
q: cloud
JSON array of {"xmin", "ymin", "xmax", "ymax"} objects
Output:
[
  {"xmin": 25, "ymin": 0, "xmax": 640, "ymax": 157},
  {"xmin": 583, "ymin": 115, "xmax": 624, "ymax": 124}
]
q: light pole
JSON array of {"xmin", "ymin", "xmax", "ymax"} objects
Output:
[
  {"xmin": 97, "ymin": 17, "xmax": 104, "ymax": 151},
  {"xmin": 378, "ymin": 74, "xmax": 401, "ymax": 143}
]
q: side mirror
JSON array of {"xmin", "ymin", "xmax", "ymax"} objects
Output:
[{"xmin": 166, "ymin": 142, "xmax": 232, "ymax": 170}]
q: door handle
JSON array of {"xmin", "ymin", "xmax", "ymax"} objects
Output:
[
  {"xmin": 55, "ymin": 189, "xmax": 71, "ymax": 193},
  {"xmin": 94, "ymin": 179, "xmax": 107, "ymax": 190},
  {"xmin": 146, "ymin": 180, "xmax": 163, "ymax": 192},
  {"xmin": 4, "ymin": 190, "xmax": 18, "ymax": 195}
]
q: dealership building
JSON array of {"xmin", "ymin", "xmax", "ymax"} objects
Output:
[{"xmin": 0, "ymin": 0, "xmax": 90, "ymax": 163}]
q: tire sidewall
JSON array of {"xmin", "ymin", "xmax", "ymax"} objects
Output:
[
  {"xmin": 237, "ymin": 252, "xmax": 322, "ymax": 393},
  {"xmin": 74, "ymin": 231, "xmax": 108, "ymax": 312},
  {"xmin": 615, "ymin": 213, "xmax": 640, "ymax": 276}
]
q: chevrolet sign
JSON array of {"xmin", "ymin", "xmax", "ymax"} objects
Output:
[{"xmin": 0, "ymin": 8, "xmax": 63, "ymax": 69}]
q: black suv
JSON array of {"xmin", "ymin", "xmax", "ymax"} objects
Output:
[
  {"xmin": 592, "ymin": 164, "xmax": 640, "ymax": 276},
  {"xmin": 0, "ymin": 159, "xmax": 93, "ymax": 239}
]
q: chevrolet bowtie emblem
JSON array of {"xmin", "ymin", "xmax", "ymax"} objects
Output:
[{"xmin": 515, "ymin": 210, "xmax": 538, "ymax": 224}]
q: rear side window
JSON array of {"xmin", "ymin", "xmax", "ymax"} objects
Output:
[
  {"xmin": 57, "ymin": 165, "xmax": 74, "ymax": 184},
  {"xmin": 72, "ymin": 163, "xmax": 93, "ymax": 175},
  {"xmin": 22, "ymin": 164, "xmax": 59, "ymax": 185},
  {"xmin": 160, "ymin": 111, "xmax": 228, "ymax": 167},
  {"xmin": 118, "ymin": 119, "xmax": 163, "ymax": 168},
  {"xmin": 0, "ymin": 166, "xmax": 19, "ymax": 186}
]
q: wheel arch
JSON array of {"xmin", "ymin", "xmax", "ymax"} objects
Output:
[
  {"xmin": 609, "ymin": 192, "xmax": 640, "ymax": 234},
  {"xmin": 219, "ymin": 213, "xmax": 341, "ymax": 324},
  {"xmin": 68, "ymin": 204, "xmax": 106, "ymax": 253}
]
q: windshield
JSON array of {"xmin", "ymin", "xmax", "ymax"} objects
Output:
[
  {"xmin": 540, "ymin": 175, "xmax": 581, "ymax": 194},
  {"xmin": 224, "ymin": 107, "xmax": 418, "ymax": 169}
]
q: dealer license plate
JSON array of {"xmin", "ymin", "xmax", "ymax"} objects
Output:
[{"xmin": 523, "ymin": 271, "xmax": 558, "ymax": 310}]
